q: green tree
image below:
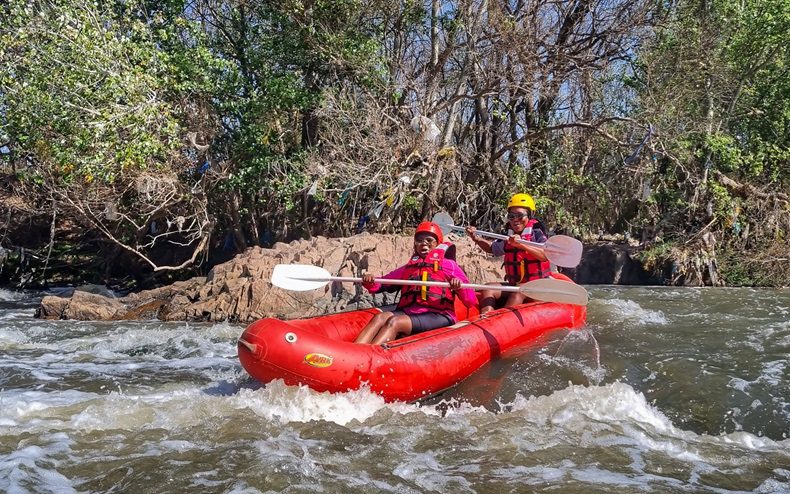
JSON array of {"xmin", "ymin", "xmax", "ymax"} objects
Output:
[
  {"xmin": 631, "ymin": 0, "xmax": 790, "ymax": 285},
  {"xmin": 0, "ymin": 0, "xmax": 218, "ymax": 279},
  {"xmin": 189, "ymin": 0, "xmax": 386, "ymax": 248}
]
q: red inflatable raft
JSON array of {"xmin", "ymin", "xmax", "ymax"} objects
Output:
[{"xmin": 237, "ymin": 277, "xmax": 587, "ymax": 402}]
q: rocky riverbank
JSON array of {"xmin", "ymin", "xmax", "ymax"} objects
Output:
[{"xmin": 35, "ymin": 232, "xmax": 653, "ymax": 322}]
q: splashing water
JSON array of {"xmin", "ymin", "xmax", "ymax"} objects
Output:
[{"xmin": 1, "ymin": 286, "xmax": 788, "ymax": 493}]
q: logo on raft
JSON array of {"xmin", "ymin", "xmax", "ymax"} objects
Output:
[{"xmin": 304, "ymin": 353, "xmax": 333, "ymax": 368}]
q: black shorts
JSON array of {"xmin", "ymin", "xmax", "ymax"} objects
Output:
[{"xmin": 392, "ymin": 310, "xmax": 453, "ymax": 334}]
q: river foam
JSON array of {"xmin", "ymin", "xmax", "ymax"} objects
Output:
[
  {"xmin": 2, "ymin": 287, "xmax": 789, "ymax": 492},
  {"xmin": 593, "ymin": 298, "xmax": 669, "ymax": 326}
]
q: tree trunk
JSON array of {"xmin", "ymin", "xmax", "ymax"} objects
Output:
[{"xmin": 302, "ymin": 107, "xmax": 319, "ymax": 148}]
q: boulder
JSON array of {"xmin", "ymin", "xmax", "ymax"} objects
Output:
[
  {"xmin": 33, "ymin": 233, "xmax": 486, "ymax": 321},
  {"xmin": 34, "ymin": 233, "xmax": 653, "ymax": 322},
  {"xmin": 64, "ymin": 290, "xmax": 126, "ymax": 320},
  {"xmin": 569, "ymin": 244, "xmax": 655, "ymax": 285}
]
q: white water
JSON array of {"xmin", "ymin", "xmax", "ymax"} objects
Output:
[{"xmin": 1, "ymin": 286, "xmax": 789, "ymax": 493}]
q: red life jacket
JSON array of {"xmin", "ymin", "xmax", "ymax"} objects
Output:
[
  {"xmin": 396, "ymin": 242, "xmax": 456, "ymax": 311},
  {"xmin": 503, "ymin": 219, "xmax": 552, "ymax": 284}
]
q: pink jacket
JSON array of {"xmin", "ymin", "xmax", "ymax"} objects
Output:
[{"xmin": 364, "ymin": 259, "xmax": 477, "ymax": 322}]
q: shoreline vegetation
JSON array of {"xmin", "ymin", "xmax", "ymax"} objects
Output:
[{"xmin": 1, "ymin": 0, "xmax": 788, "ymax": 292}]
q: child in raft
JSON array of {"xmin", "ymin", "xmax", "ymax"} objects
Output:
[
  {"xmin": 465, "ymin": 193, "xmax": 552, "ymax": 314},
  {"xmin": 354, "ymin": 221, "xmax": 478, "ymax": 345}
]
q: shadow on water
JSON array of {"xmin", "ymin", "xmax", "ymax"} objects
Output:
[
  {"xmin": 203, "ymin": 377, "xmax": 265, "ymax": 396},
  {"xmin": 421, "ymin": 326, "xmax": 604, "ymax": 414}
]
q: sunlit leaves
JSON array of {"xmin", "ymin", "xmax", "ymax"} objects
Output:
[
  {"xmin": 0, "ymin": 0, "xmax": 187, "ymax": 183},
  {"xmin": 638, "ymin": 0, "xmax": 789, "ymax": 184}
]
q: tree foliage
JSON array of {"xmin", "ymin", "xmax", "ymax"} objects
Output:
[
  {"xmin": 0, "ymin": 0, "xmax": 787, "ymax": 287},
  {"xmin": 628, "ymin": 0, "xmax": 789, "ymax": 284}
]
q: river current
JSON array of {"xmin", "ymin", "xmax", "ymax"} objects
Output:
[{"xmin": 0, "ymin": 286, "xmax": 788, "ymax": 493}]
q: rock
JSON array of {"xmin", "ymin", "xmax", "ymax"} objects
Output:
[
  {"xmin": 64, "ymin": 291, "xmax": 126, "ymax": 320},
  {"xmin": 38, "ymin": 290, "xmax": 126, "ymax": 320},
  {"xmin": 570, "ymin": 244, "xmax": 654, "ymax": 285},
  {"xmin": 33, "ymin": 233, "xmax": 653, "ymax": 322},
  {"xmin": 36, "ymin": 295, "xmax": 70, "ymax": 319}
]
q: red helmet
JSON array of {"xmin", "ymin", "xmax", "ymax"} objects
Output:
[{"xmin": 415, "ymin": 221, "xmax": 443, "ymax": 244}]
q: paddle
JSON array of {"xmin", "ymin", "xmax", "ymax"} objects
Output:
[
  {"xmin": 271, "ymin": 264, "xmax": 588, "ymax": 306},
  {"xmin": 431, "ymin": 212, "xmax": 583, "ymax": 268}
]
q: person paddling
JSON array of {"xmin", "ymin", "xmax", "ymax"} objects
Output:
[
  {"xmin": 354, "ymin": 221, "xmax": 478, "ymax": 345},
  {"xmin": 465, "ymin": 193, "xmax": 552, "ymax": 314}
]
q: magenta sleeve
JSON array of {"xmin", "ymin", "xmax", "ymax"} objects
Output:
[
  {"xmin": 365, "ymin": 265, "xmax": 408, "ymax": 293},
  {"xmin": 447, "ymin": 261, "xmax": 479, "ymax": 308}
]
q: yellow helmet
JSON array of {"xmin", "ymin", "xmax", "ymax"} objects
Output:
[{"xmin": 507, "ymin": 193, "xmax": 535, "ymax": 211}]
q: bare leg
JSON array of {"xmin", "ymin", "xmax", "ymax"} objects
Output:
[
  {"xmin": 354, "ymin": 312, "xmax": 396, "ymax": 344},
  {"xmin": 503, "ymin": 290, "xmax": 528, "ymax": 307},
  {"xmin": 478, "ymin": 291, "xmax": 497, "ymax": 314},
  {"xmin": 479, "ymin": 283, "xmax": 504, "ymax": 314},
  {"xmin": 370, "ymin": 314, "xmax": 413, "ymax": 345}
]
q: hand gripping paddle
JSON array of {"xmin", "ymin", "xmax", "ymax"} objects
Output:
[
  {"xmin": 431, "ymin": 212, "xmax": 583, "ymax": 268},
  {"xmin": 271, "ymin": 264, "xmax": 588, "ymax": 306}
]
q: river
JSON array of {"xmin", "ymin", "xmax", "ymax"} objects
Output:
[{"xmin": 1, "ymin": 286, "xmax": 788, "ymax": 493}]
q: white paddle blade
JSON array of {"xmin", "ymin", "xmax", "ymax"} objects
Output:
[
  {"xmin": 431, "ymin": 212, "xmax": 457, "ymax": 236},
  {"xmin": 271, "ymin": 264, "xmax": 332, "ymax": 291},
  {"xmin": 520, "ymin": 278, "xmax": 589, "ymax": 306},
  {"xmin": 543, "ymin": 236, "xmax": 584, "ymax": 268}
]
